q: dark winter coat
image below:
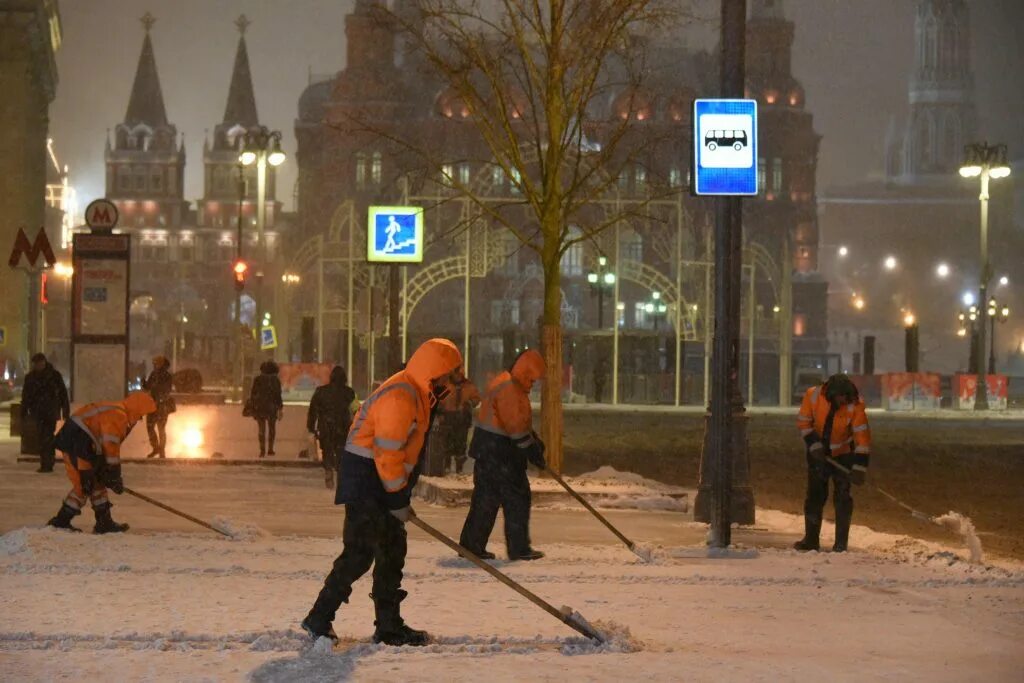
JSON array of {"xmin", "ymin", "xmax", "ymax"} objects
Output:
[
  {"xmin": 143, "ymin": 367, "xmax": 174, "ymax": 418},
  {"xmin": 249, "ymin": 361, "xmax": 283, "ymax": 420},
  {"xmin": 306, "ymin": 369, "xmax": 357, "ymax": 444},
  {"xmin": 21, "ymin": 363, "xmax": 70, "ymax": 423}
]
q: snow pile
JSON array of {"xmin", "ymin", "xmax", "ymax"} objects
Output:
[
  {"xmin": 932, "ymin": 511, "xmax": 984, "ymax": 564},
  {"xmin": 0, "ymin": 529, "xmax": 31, "ymax": 556},
  {"xmin": 593, "ymin": 494, "xmax": 686, "ymax": 512},
  {"xmin": 211, "ymin": 516, "xmax": 271, "ymax": 541},
  {"xmin": 561, "ymin": 619, "xmax": 643, "ymax": 655},
  {"xmin": 573, "ymin": 466, "xmax": 669, "ymax": 489}
]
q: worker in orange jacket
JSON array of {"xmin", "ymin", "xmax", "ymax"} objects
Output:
[
  {"xmin": 459, "ymin": 349, "xmax": 546, "ymax": 561},
  {"xmin": 794, "ymin": 373, "xmax": 872, "ymax": 553},
  {"xmin": 436, "ymin": 375, "xmax": 480, "ymax": 474},
  {"xmin": 303, "ymin": 338, "xmax": 463, "ymax": 647},
  {"xmin": 47, "ymin": 391, "xmax": 157, "ymax": 534}
]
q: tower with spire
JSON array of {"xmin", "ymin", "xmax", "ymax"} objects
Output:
[
  {"xmin": 200, "ymin": 15, "xmax": 280, "ymax": 230},
  {"xmin": 886, "ymin": 0, "xmax": 976, "ymax": 185},
  {"xmin": 105, "ymin": 12, "xmax": 188, "ymax": 228}
]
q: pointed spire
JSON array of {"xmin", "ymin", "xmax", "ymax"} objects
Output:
[
  {"xmin": 124, "ymin": 12, "xmax": 169, "ymax": 127},
  {"xmin": 222, "ymin": 15, "xmax": 259, "ymax": 127}
]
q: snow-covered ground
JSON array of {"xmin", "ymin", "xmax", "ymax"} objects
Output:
[{"xmin": 2, "ymin": 494, "xmax": 1023, "ymax": 679}]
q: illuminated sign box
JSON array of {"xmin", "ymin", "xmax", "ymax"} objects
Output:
[
  {"xmin": 693, "ymin": 99, "xmax": 758, "ymax": 196},
  {"xmin": 367, "ymin": 206, "xmax": 424, "ymax": 263}
]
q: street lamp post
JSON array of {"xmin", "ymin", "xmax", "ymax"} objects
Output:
[
  {"xmin": 986, "ymin": 297, "xmax": 1010, "ymax": 374},
  {"xmin": 960, "ymin": 142, "xmax": 1011, "ymax": 409},
  {"xmin": 644, "ymin": 291, "xmax": 668, "ymax": 331},
  {"xmin": 586, "ymin": 255, "xmax": 616, "ymax": 328},
  {"xmin": 239, "ymin": 126, "xmax": 286, "ymax": 339}
]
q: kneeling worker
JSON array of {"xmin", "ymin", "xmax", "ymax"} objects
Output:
[
  {"xmin": 459, "ymin": 349, "xmax": 546, "ymax": 561},
  {"xmin": 303, "ymin": 338, "xmax": 464, "ymax": 647},
  {"xmin": 47, "ymin": 391, "xmax": 157, "ymax": 534},
  {"xmin": 794, "ymin": 373, "xmax": 871, "ymax": 553}
]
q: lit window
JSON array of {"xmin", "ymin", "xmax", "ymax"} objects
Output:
[
  {"xmin": 772, "ymin": 158, "xmax": 783, "ymax": 192},
  {"xmin": 355, "ymin": 153, "xmax": 367, "ymax": 188},
  {"xmin": 441, "ymin": 164, "xmax": 454, "ymax": 186},
  {"xmin": 509, "ymin": 168, "xmax": 521, "ymax": 194},
  {"xmin": 560, "ymin": 228, "xmax": 583, "ymax": 276},
  {"xmin": 622, "ymin": 231, "xmax": 643, "ymax": 262},
  {"xmin": 634, "ymin": 302, "xmax": 649, "ymax": 329},
  {"xmin": 491, "ymin": 165, "xmax": 504, "ymax": 188},
  {"xmin": 757, "ymin": 158, "xmax": 766, "ymax": 192},
  {"xmin": 669, "ymin": 167, "xmax": 682, "ymax": 187},
  {"xmin": 371, "ymin": 152, "xmax": 382, "ymax": 184},
  {"xmin": 793, "ymin": 314, "xmax": 806, "ymax": 337},
  {"xmin": 634, "ymin": 165, "xmax": 646, "ymax": 191},
  {"xmin": 459, "ymin": 163, "xmax": 471, "ymax": 186}
]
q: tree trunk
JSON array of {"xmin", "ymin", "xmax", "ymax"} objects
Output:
[{"xmin": 540, "ymin": 257, "xmax": 564, "ymax": 474}]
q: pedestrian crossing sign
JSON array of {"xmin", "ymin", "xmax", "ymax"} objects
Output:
[
  {"xmin": 260, "ymin": 325, "xmax": 278, "ymax": 350},
  {"xmin": 367, "ymin": 206, "xmax": 424, "ymax": 263}
]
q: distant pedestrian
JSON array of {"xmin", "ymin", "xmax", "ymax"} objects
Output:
[
  {"xmin": 248, "ymin": 360, "xmax": 283, "ymax": 457},
  {"xmin": 20, "ymin": 353, "xmax": 70, "ymax": 473},
  {"xmin": 436, "ymin": 376, "xmax": 480, "ymax": 474},
  {"xmin": 307, "ymin": 366, "xmax": 358, "ymax": 488},
  {"xmin": 459, "ymin": 349, "xmax": 547, "ymax": 561},
  {"xmin": 48, "ymin": 391, "xmax": 156, "ymax": 533},
  {"xmin": 143, "ymin": 355, "xmax": 175, "ymax": 458},
  {"xmin": 794, "ymin": 373, "xmax": 872, "ymax": 553}
]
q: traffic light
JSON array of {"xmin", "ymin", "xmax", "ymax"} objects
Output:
[{"xmin": 233, "ymin": 260, "xmax": 248, "ymax": 291}]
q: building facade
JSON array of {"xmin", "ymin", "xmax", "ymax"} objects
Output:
[{"xmin": 291, "ymin": 0, "xmax": 826, "ymax": 403}]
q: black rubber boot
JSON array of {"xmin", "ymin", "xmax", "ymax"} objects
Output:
[
  {"xmin": 833, "ymin": 511, "xmax": 852, "ymax": 552},
  {"xmin": 461, "ymin": 547, "xmax": 496, "ymax": 560},
  {"xmin": 508, "ymin": 549, "xmax": 545, "ymax": 561},
  {"xmin": 793, "ymin": 516, "xmax": 821, "ymax": 551},
  {"xmin": 48, "ymin": 504, "xmax": 82, "ymax": 532},
  {"xmin": 372, "ymin": 590, "xmax": 429, "ymax": 647},
  {"xmin": 93, "ymin": 503, "xmax": 129, "ymax": 534},
  {"xmin": 301, "ymin": 617, "xmax": 339, "ymax": 644}
]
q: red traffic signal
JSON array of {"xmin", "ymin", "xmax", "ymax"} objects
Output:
[{"xmin": 233, "ymin": 260, "xmax": 248, "ymax": 291}]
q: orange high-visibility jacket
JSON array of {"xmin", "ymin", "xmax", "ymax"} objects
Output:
[
  {"xmin": 439, "ymin": 378, "xmax": 480, "ymax": 414},
  {"xmin": 70, "ymin": 391, "xmax": 156, "ymax": 466},
  {"xmin": 345, "ymin": 338, "xmax": 462, "ymax": 499},
  {"xmin": 474, "ymin": 349, "xmax": 545, "ymax": 452},
  {"xmin": 797, "ymin": 384, "xmax": 871, "ymax": 471}
]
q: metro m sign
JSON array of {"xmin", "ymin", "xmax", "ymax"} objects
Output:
[
  {"xmin": 84, "ymin": 198, "xmax": 119, "ymax": 231},
  {"xmin": 8, "ymin": 227, "xmax": 56, "ymax": 269}
]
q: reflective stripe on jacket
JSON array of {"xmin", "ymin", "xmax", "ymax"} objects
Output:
[
  {"xmin": 797, "ymin": 384, "xmax": 872, "ymax": 470},
  {"xmin": 474, "ymin": 371, "xmax": 536, "ymax": 451}
]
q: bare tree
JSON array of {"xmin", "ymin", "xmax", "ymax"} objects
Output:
[{"xmin": 364, "ymin": 0, "xmax": 686, "ymax": 472}]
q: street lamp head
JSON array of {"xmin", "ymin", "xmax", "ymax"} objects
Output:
[
  {"xmin": 936, "ymin": 262, "xmax": 950, "ymax": 278},
  {"xmin": 991, "ymin": 145, "xmax": 1011, "ymax": 178},
  {"xmin": 999, "ymin": 275, "xmax": 1009, "ymax": 286},
  {"xmin": 1001, "ymin": 306, "xmax": 1010, "ymax": 319},
  {"xmin": 652, "ymin": 291, "xmax": 661, "ymax": 300},
  {"xmin": 598, "ymin": 255, "xmax": 607, "ymax": 267},
  {"xmin": 903, "ymin": 312, "xmax": 916, "ymax": 327},
  {"xmin": 962, "ymin": 292, "xmax": 975, "ymax": 307},
  {"xmin": 657, "ymin": 303, "xmax": 667, "ymax": 314},
  {"xmin": 884, "ymin": 255, "xmax": 898, "ymax": 271},
  {"xmin": 587, "ymin": 272, "xmax": 598, "ymax": 284},
  {"xmin": 603, "ymin": 272, "xmax": 615, "ymax": 286},
  {"xmin": 268, "ymin": 137, "xmax": 286, "ymax": 167},
  {"xmin": 853, "ymin": 297, "xmax": 866, "ymax": 311},
  {"xmin": 644, "ymin": 302, "xmax": 654, "ymax": 313},
  {"xmin": 772, "ymin": 304, "xmax": 781, "ymax": 313},
  {"xmin": 239, "ymin": 149, "xmax": 257, "ymax": 166},
  {"xmin": 957, "ymin": 327, "xmax": 967, "ymax": 337},
  {"xmin": 959, "ymin": 165, "xmax": 982, "ymax": 178},
  {"xmin": 990, "ymin": 165, "xmax": 1011, "ymax": 179},
  {"xmin": 837, "ymin": 245, "xmax": 848, "ymax": 257}
]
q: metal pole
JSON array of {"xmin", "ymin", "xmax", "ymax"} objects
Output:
[
  {"xmin": 612, "ymin": 220, "xmax": 621, "ymax": 405},
  {"xmin": 347, "ymin": 204, "xmax": 354, "ymax": 377},
  {"xmin": 988, "ymin": 315, "xmax": 996, "ymax": 375},
  {"xmin": 974, "ymin": 170, "xmax": 990, "ymax": 410},
  {"xmin": 703, "ymin": 231, "xmax": 712, "ymax": 406},
  {"xmin": 256, "ymin": 154, "xmax": 267, "ymax": 331},
  {"xmin": 464, "ymin": 204, "xmax": 471, "ymax": 376},
  {"xmin": 317, "ymin": 244, "xmax": 324, "ymax": 362},
  {"xmin": 235, "ymin": 165, "xmax": 245, "ymax": 401},
  {"xmin": 779, "ymin": 233, "xmax": 792, "ymax": 406},
  {"xmin": 402, "ymin": 265, "xmax": 408, "ymax": 362},
  {"xmin": 675, "ymin": 202, "xmax": 682, "ymax": 407},
  {"xmin": 748, "ymin": 262, "xmax": 755, "ymax": 406},
  {"xmin": 368, "ymin": 267, "xmax": 375, "ymax": 394}
]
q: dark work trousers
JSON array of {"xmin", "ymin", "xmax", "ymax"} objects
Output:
[
  {"xmin": 38, "ymin": 418, "xmax": 57, "ymax": 471},
  {"xmin": 306, "ymin": 502, "xmax": 408, "ymax": 630},
  {"xmin": 256, "ymin": 418, "xmax": 277, "ymax": 455},
  {"xmin": 459, "ymin": 454, "xmax": 532, "ymax": 556},
  {"xmin": 803, "ymin": 453, "xmax": 854, "ymax": 549},
  {"xmin": 319, "ymin": 436, "xmax": 340, "ymax": 472},
  {"xmin": 444, "ymin": 415, "xmax": 470, "ymax": 474},
  {"xmin": 146, "ymin": 413, "xmax": 167, "ymax": 456}
]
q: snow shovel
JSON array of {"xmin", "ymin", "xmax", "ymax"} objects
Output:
[
  {"xmin": 124, "ymin": 487, "xmax": 233, "ymax": 538},
  {"xmin": 544, "ymin": 466, "xmax": 652, "ymax": 562},
  {"xmin": 824, "ymin": 458, "xmax": 940, "ymax": 526},
  {"xmin": 406, "ymin": 511, "xmax": 606, "ymax": 642}
]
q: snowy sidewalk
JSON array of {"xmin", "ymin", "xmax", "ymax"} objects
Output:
[{"xmin": 1, "ymin": 522, "xmax": 1022, "ymax": 682}]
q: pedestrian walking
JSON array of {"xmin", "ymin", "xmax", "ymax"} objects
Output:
[
  {"xmin": 247, "ymin": 360, "xmax": 283, "ymax": 457},
  {"xmin": 307, "ymin": 366, "xmax": 358, "ymax": 488},
  {"xmin": 20, "ymin": 353, "xmax": 70, "ymax": 473},
  {"xmin": 302, "ymin": 338, "xmax": 463, "ymax": 646},
  {"xmin": 436, "ymin": 375, "xmax": 480, "ymax": 474},
  {"xmin": 47, "ymin": 391, "xmax": 156, "ymax": 533},
  {"xmin": 794, "ymin": 373, "xmax": 872, "ymax": 553},
  {"xmin": 143, "ymin": 355, "xmax": 175, "ymax": 458},
  {"xmin": 459, "ymin": 349, "xmax": 547, "ymax": 561}
]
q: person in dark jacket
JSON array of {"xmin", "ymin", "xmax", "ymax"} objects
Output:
[
  {"xmin": 307, "ymin": 366, "xmax": 358, "ymax": 487},
  {"xmin": 249, "ymin": 360, "xmax": 283, "ymax": 457},
  {"xmin": 143, "ymin": 355, "xmax": 174, "ymax": 458},
  {"xmin": 21, "ymin": 353, "xmax": 70, "ymax": 473}
]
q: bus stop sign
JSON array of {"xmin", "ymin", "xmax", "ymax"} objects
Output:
[{"xmin": 693, "ymin": 99, "xmax": 758, "ymax": 196}]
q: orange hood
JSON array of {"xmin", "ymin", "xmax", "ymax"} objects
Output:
[
  {"xmin": 122, "ymin": 391, "xmax": 157, "ymax": 422},
  {"xmin": 405, "ymin": 338, "xmax": 463, "ymax": 391},
  {"xmin": 510, "ymin": 349, "xmax": 545, "ymax": 391}
]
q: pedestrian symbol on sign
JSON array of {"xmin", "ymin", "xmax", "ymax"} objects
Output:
[{"xmin": 367, "ymin": 206, "xmax": 424, "ymax": 263}]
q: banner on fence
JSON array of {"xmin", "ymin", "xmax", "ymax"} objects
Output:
[
  {"xmin": 955, "ymin": 374, "xmax": 1008, "ymax": 410},
  {"xmin": 881, "ymin": 373, "xmax": 941, "ymax": 411}
]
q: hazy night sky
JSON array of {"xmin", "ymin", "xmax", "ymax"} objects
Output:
[{"xmin": 50, "ymin": 1, "xmax": 1024, "ymax": 212}]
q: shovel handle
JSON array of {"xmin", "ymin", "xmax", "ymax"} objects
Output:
[
  {"xmin": 407, "ymin": 513, "xmax": 602, "ymax": 641},
  {"xmin": 822, "ymin": 460, "xmax": 940, "ymax": 526},
  {"xmin": 545, "ymin": 467, "xmax": 637, "ymax": 551},
  {"xmin": 124, "ymin": 487, "xmax": 232, "ymax": 537}
]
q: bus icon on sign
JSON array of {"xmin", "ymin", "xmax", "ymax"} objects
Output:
[{"xmin": 705, "ymin": 130, "xmax": 748, "ymax": 152}]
